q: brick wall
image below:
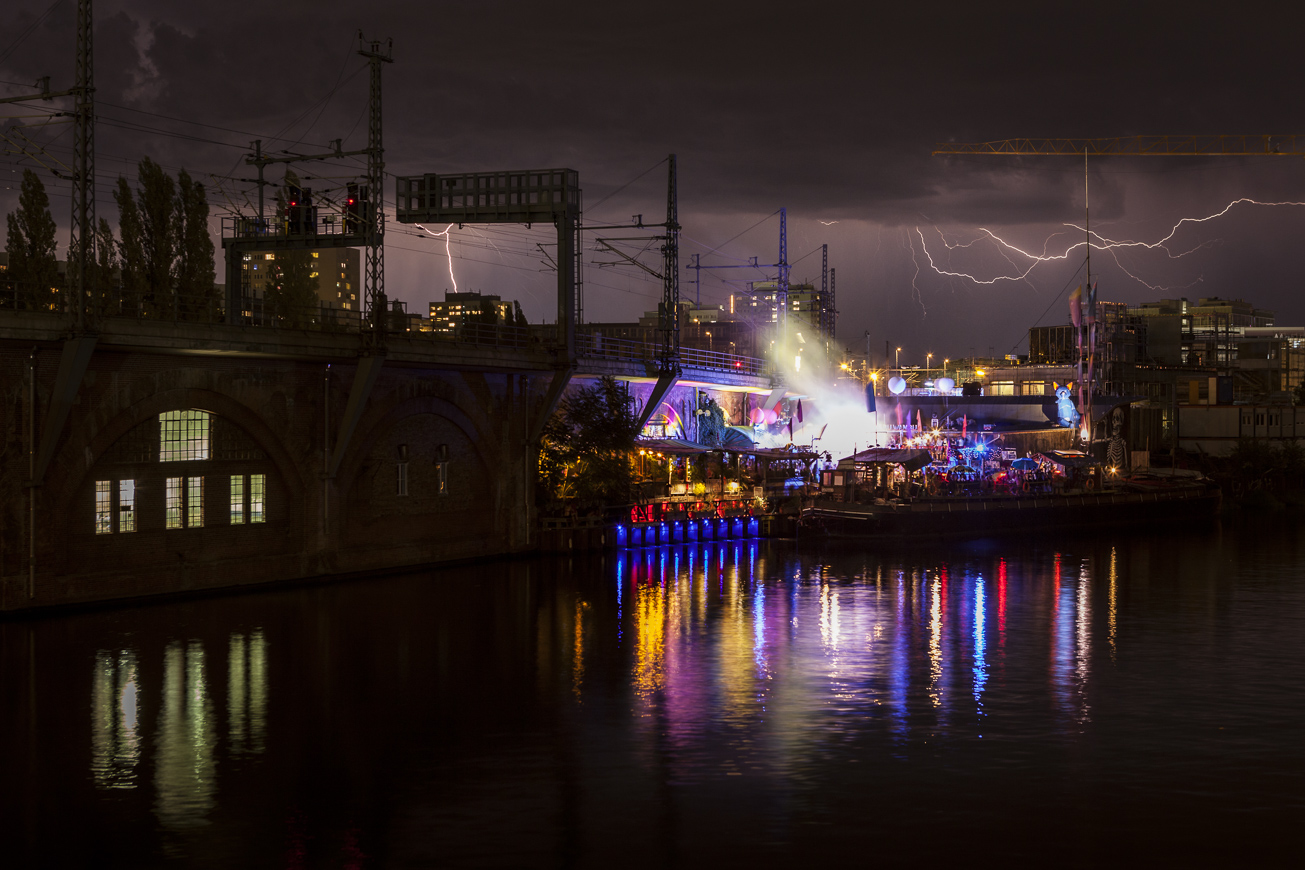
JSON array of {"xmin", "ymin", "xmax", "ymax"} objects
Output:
[{"xmin": 0, "ymin": 342, "xmax": 540, "ymax": 611}]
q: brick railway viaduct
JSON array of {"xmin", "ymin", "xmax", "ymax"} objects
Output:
[{"xmin": 0, "ymin": 315, "xmax": 776, "ymax": 612}]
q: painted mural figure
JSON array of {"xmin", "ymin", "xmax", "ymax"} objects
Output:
[
  {"xmin": 1053, "ymin": 383, "xmax": 1080, "ymax": 429},
  {"xmin": 1106, "ymin": 410, "xmax": 1129, "ymax": 471}
]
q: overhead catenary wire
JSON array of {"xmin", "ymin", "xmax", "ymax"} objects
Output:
[
  {"xmin": 1005, "ymin": 255, "xmax": 1087, "ymax": 356},
  {"xmin": 0, "ymin": 0, "xmax": 65, "ymax": 68}
]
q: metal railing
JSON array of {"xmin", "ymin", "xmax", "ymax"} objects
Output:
[
  {"xmin": 220, "ymin": 213, "xmax": 366, "ymax": 241},
  {"xmin": 564, "ymin": 328, "xmax": 771, "ymax": 376},
  {"xmin": 1, "ymin": 280, "xmax": 772, "ymax": 376}
]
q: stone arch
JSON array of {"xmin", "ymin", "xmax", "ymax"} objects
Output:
[
  {"xmin": 336, "ymin": 392, "xmax": 496, "ymax": 497},
  {"xmin": 336, "ymin": 394, "xmax": 498, "ymax": 549},
  {"xmin": 52, "ymin": 386, "xmax": 305, "ymax": 523}
]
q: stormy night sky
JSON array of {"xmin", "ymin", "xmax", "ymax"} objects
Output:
[{"xmin": 4, "ymin": 0, "xmax": 1304, "ymax": 360}]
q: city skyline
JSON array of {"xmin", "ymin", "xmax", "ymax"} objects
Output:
[{"xmin": 3, "ymin": 1, "xmax": 1304, "ymax": 358}]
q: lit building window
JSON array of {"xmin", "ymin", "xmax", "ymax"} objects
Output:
[
  {"xmin": 250, "ymin": 474, "xmax": 266, "ymax": 523},
  {"xmin": 160, "ymin": 411, "xmax": 211, "ymax": 462},
  {"xmin": 187, "ymin": 477, "xmax": 204, "ymax": 528},
  {"xmin": 96, "ymin": 480, "xmax": 112, "ymax": 534},
  {"xmin": 230, "ymin": 475, "xmax": 245, "ymax": 524},
  {"xmin": 166, "ymin": 478, "xmax": 183, "ymax": 529},
  {"xmin": 119, "ymin": 480, "xmax": 136, "ymax": 532}
]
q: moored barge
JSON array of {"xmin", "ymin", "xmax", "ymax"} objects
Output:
[{"xmin": 802, "ymin": 446, "xmax": 1221, "ymax": 540}]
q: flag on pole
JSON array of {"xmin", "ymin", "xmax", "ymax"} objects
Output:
[
  {"xmin": 796, "ymin": 399, "xmax": 804, "ymax": 423},
  {"xmin": 1069, "ymin": 285, "xmax": 1083, "ymax": 329}
]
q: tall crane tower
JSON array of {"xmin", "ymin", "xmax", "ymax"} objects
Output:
[{"xmin": 931, "ymin": 134, "xmax": 1305, "ymax": 446}]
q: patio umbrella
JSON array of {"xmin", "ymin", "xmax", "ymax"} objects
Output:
[{"xmin": 1011, "ymin": 457, "xmax": 1039, "ymax": 471}]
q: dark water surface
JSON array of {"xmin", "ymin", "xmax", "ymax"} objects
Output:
[{"xmin": 4, "ymin": 515, "xmax": 1305, "ymax": 867}]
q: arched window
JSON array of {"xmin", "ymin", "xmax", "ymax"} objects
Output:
[{"xmin": 160, "ymin": 410, "xmax": 211, "ymax": 462}]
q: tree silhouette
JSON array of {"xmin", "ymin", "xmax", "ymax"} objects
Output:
[{"xmin": 4, "ymin": 169, "xmax": 59, "ymax": 310}]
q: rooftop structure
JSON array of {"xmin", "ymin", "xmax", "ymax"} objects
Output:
[
  {"xmin": 240, "ymin": 248, "xmax": 360, "ymax": 311},
  {"xmin": 428, "ymin": 291, "xmax": 515, "ymax": 333}
]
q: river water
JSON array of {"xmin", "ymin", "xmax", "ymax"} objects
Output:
[{"xmin": 4, "ymin": 514, "xmax": 1304, "ymax": 867}]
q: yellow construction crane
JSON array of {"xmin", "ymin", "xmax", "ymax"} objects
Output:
[{"xmin": 933, "ymin": 135, "xmax": 1305, "ymax": 157}]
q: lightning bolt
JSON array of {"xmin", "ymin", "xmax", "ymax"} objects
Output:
[
  {"xmin": 415, "ymin": 223, "xmax": 458, "ymax": 292},
  {"xmin": 917, "ymin": 198, "xmax": 1305, "ymax": 291},
  {"xmin": 905, "ymin": 228, "xmax": 928, "ymax": 316},
  {"xmin": 818, "ymin": 220, "xmax": 840, "ymax": 226}
]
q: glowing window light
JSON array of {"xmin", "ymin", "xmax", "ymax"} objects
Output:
[
  {"xmin": 251, "ymin": 475, "xmax": 266, "ymax": 523},
  {"xmin": 159, "ymin": 410, "xmax": 211, "ymax": 462},
  {"xmin": 119, "ymin": 480, "xmax": 136, "ymax": 533},
  {"xmin": 187, "ymin": 477, "xmax": 204, "ymax": 528},
  {"xmin": 95, "ymin": 480, "xmax": 112, "ymax": 534},
  {"xmin": 165, "ymin": 478, "xmax": 183, "ymax": 529},
  {"xmin": 230, "ymin": 475, "xmax": 245, "ymax": 524}
]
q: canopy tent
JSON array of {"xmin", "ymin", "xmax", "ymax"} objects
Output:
[
  {"xmin": 838, "ymin": 447, "xmax": 933, "ymax": 473},
  {"xmin": 738, "ymin": 446, "xmax": 821, "ymax": 461},
  {"xmin": 1039, "ymin": 450, "xmax": 1101, "ymax": 469},
  {"xmin": 635, "ymin": 438, "xmax": 712, "ymax": 457},
  {"xmin": 722, "ymin": 426, "xmax": 756, "ymax": 449},
  {"xmin": 635, "ymin": 438, "xmax": 818, "ymax": 463}
]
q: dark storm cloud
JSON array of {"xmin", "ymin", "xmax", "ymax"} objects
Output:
[{"xmin": 4, "ymin": 0, "xmax": 1305, "ymax": 349}]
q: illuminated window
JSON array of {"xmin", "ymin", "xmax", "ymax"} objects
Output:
[
  {"xmin": 396, "ymin": 462, "xmax": 409, "ymax": 497},
  {"xmin": 187, "ymin": 477, "xmax": 204, "ymax": 528},
  {"xmin": 119, "ymin": 480, "xmax": 136, "ymax": 533},
  {"xmin": 250, "ymin": 474, "xmax": 266, "ymax": 523},
  {"xmin": 160, "ymin": 410, "xmax": 211, "ymax": 462},
  {"xmin": 230, "ymin": 475, "xmax": 245, "ymax": 524},
  {"xmin": 95, "ymin": 480, "xmax": 112, "ymax": 534},
  {"xmin": 437, "ymin": 462, "xmax": 448, "ymax": 495},
  {"xmin": 166, "ymin": 478, "xmax": 183, "ymax": 529}
]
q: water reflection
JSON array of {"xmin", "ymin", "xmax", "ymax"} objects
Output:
[
  {"xmin": 88, "ymin": 630, "xmax": 270, "ymax": 830},
  {"xmin": 91, "ymin": 649, "xmax": 141, "ymax": 789},
  {"xmin": 973, "ymin": 570, "xmax": 987, "ymax": 715},
  {"xmin": 1109, "ymin": 545, "xmax": 1119, "ymax": 661},
  {"xmin": 614, "ymin": 540, "xmax": 1135, "ymax": 758},
  {"xmin": 155, "ymin": 640, "xmax": 217, "ymax": 829},
  {"xmin": 29, "ymin": 521, "xmax": 1305, "ymax": 865},
  {"xmin": 228, "ymin": 630, "xmax": 268, "ymax": 755}
]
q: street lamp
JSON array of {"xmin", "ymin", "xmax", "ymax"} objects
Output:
[
  {"xmin": 927, "ymin": 352, "xmax": 933, "ymax": 371},
  {"xmin": 895, "ymin": 347, "xmax": 901, "ymax": 370}
]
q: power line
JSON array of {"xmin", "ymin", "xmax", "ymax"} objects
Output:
[
  {"xmin": 0, "ymin": 0, "xmax": 65, "ymax": 68},
  {"xmin": 97, "ymin": 101, "xmax": 333, "ymax": 151}
]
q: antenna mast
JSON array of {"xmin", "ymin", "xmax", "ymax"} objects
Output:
[
  {"xmin": 358, "ymin": 34, "xmax": 393, "ymax": 343},
  {"xmin": 70, "ymin": 0, "xmax": 95, "ymax": 329},
  {"xmin": 659, "ymin": 154, "xmax": 681, "ymax": 375}
]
